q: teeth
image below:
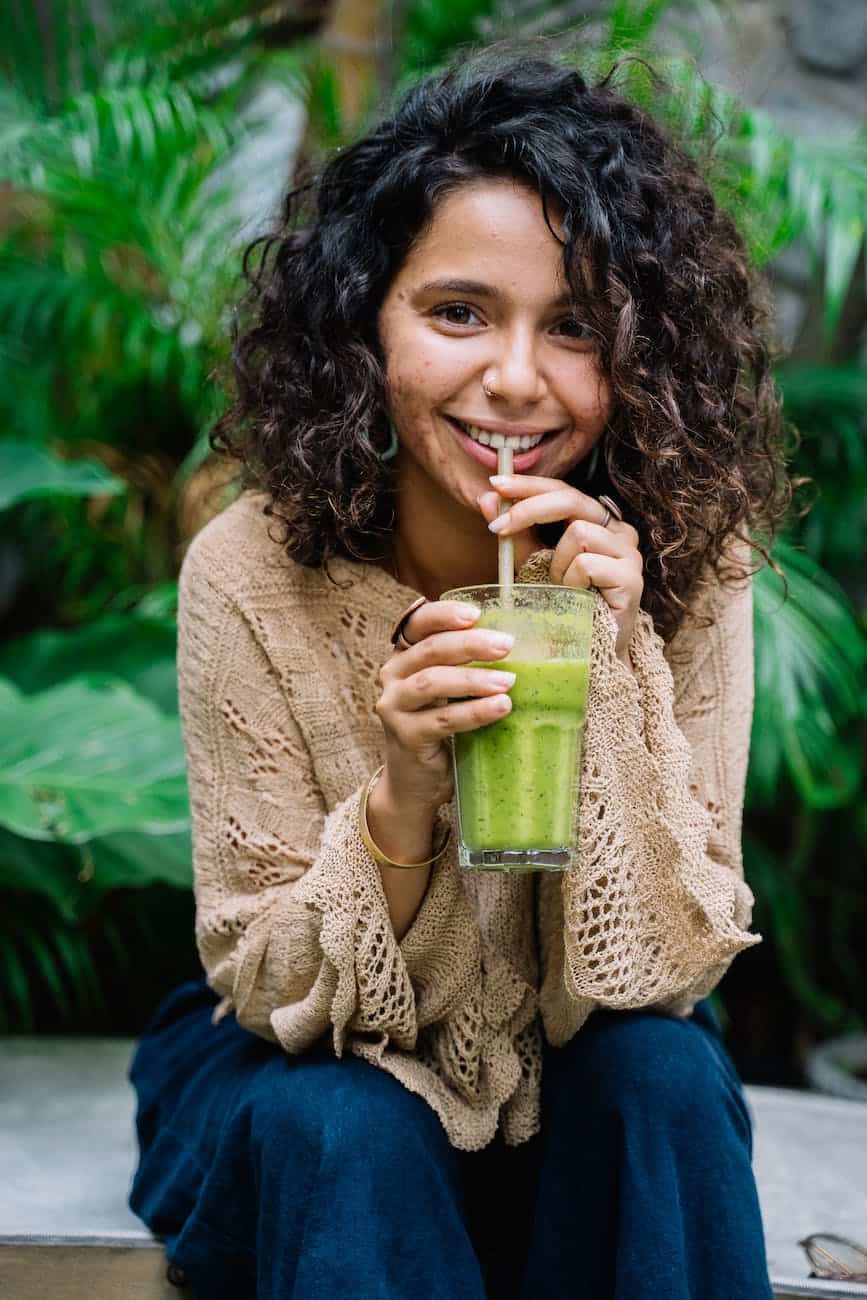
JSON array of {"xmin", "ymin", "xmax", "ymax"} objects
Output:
[{"xmin": 459, "ymin": 421, "xmax": 546, "ymax": 451}]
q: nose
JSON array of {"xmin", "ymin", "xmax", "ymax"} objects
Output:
[{"xmin": 484, "ymin": 326, "xmax": 547, "ymax": 406}]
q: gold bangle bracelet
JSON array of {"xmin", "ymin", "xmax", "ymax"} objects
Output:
[{"xmin": 359, "ymin": 765, "xmax": 451, "ymax": 870}]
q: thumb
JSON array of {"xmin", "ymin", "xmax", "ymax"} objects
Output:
[{"xmin": 476, "ymin": 489, "xmax": 503, "ymax": 525}]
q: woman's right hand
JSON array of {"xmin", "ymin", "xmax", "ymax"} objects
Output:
[{"xmin": 374, "ymin": 600, "xmax": 517, "ymax": 814}]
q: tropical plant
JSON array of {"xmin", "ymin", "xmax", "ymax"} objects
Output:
[{"xmin": 1, "ymin": 0, "xmax": 865, "ymax": 1058}]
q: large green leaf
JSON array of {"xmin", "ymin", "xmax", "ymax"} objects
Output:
[
  {"xmin": 0, "ymin": 441, "xmax": 125, "ymax": 511},
  {"xmin": 0, "ymin": 827, "xmax": 82, "ymax": 921},
  {"xmin": 0, "ymin": 676, "xmax": 188, "ymax": 842},
  {"xmin": 0, "ymin": 824, "xmax": 191, "ymax": 924},
  {"xmin": 750, "ymin": 543, "xmax": 865, "ymax": 809},
  {"xmin": 0, "ymin": 615, "xmax": 178, "ymax": 714},
  {"xmin": 88, "ymin": 829, "xmax": 192, "ymax": 891}
]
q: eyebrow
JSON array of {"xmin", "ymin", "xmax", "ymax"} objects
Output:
[{"xmin": 417, "ymin": 277, "xmax": 575, "ymax": 309}]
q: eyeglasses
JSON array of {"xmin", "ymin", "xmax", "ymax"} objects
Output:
[{"xmin": 799, "ymin": 1232, "xmax": 867, "ymax": 1283}]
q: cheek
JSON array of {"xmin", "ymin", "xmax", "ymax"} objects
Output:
[
  {"xmin": 388, "ymin": 352, "xmax": 462, "ymax": 411},
  {"xmin": 388, "ymin": 320, "xmax": 481, "ymax": 395},
  {"xmin": 568, "ymin": 364, "xmax": 612, "ymax": 428},
  {"xmin": 595, "ymin": 377, "xmax": 613, "ymax": 426},
  {"xmin": 388, "ymin": 369, "xmax": 433, "ymax": 415}
]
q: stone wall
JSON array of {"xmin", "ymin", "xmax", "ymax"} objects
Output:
[
  {"xmin": 504, "ymin": 0, "xmax": 866, "ymax": 359},
  {"xmin": 660, "ymin": 0, "xmax": 867, "ymax": 359}
]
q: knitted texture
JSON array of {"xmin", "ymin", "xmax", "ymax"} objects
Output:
[{"xmin": 177, "ymin": 491, "xmax": 760, "ymax": 1151}]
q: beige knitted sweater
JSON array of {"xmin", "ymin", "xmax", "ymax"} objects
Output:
[{"xmin": 177, "ymin": 489, "xmax": 760, "ymax": 1152}]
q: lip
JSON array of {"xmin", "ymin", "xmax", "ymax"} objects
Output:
[
  {"xmin": 444, "ymin": 415, "xmax": 561, "ymax": 472},
  {"xmin": 449, "ymin": 416, "xmax": 564, "ymax": 437}
]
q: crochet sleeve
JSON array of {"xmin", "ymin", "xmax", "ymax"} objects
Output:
[
  {"xmin": 176, "ymin": 547, "xmax": 506, "ymax": 1082},
  {"xmin": 521, "ymin": 547, "xmax": 762, "ymax": 1045}
]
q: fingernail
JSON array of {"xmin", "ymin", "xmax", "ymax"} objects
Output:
[
  {"xmin": 491, "ymin": 671, "xmax": 516, "ymax": 687},
  {"xmin": 488, "ymin": 514, "xmax": 509, "ymax": 533},
  {"xmin": 489, "ymin": 475, "xmax": 508, "ymax": 485},
  {"xmin": 488, "ymin": 632, "xmax": 515, "ymax": 650},
  {"xmin": 457, "ymin": 604, "xmax": 481, "ymax": 622}
]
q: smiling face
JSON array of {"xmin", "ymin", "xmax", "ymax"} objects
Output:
[{"xmin": 377, "ymin": 178, "xmax": 613, "ymax": 522}]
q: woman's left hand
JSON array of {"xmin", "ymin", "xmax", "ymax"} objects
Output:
[{"xmin": 477, "ymin": 474, "xmax": 644, "ymax": 665}]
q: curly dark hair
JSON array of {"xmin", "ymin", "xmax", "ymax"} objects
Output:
[{"xmin": 211, "ymin": 42, "xmax": 795, "ymax": 642}]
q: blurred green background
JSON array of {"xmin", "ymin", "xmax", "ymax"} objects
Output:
[{"xmin": 1, "ymin": 0, "xmax": 865, "ymax": 1086}]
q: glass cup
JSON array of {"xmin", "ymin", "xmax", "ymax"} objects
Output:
[{"xmin": 441, "ymin": 584, "xmax": 594, "ymax": 872}]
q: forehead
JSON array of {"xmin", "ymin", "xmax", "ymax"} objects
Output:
[{"xmin": 399, "ymin": 178, "xmax": 569, "ymax": 295}]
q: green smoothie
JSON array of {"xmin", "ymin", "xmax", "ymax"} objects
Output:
[{"xmin": 453, "ymin": 657, "xmax": 589, "ymax": 852}]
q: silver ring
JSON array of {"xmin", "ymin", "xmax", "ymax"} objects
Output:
[
  {"xmin": 598, "ymin": 494, "xmax": 623, "ymax": 528},
  {"xmin": 483, "ymin": 382, "xmax": 497, "ymax": 398}
]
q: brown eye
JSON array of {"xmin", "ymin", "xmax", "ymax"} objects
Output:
[
  {"xmin": 433, "ymin": 303, "xmax": 480, "ymax": 326},
  {"xmin": 554, "ymin": 316, "xmax": 596, "ymax": 341}
]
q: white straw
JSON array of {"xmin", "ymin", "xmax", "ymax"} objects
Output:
[{"xmin": 497, "ymin": 445, "xmax": 514, "ymax": 603}]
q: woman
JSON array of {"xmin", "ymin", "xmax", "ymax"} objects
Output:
[{"xmin": 129, "ymin": 44, "xmax": 792, "ymax": 1300}]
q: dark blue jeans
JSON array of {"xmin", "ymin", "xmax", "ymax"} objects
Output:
[{"xmin": 129, "ymin": 980, "xmax": 772, "ymax": 1300}]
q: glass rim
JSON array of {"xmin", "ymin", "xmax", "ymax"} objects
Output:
[{"xmin": 441, "ymin": 583, "xmax": 596, "ymax": 602}]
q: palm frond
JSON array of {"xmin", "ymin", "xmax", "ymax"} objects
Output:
[
  {"xmin": 2, "ymin": 80, "xmax": 236, "ymax": 190},
  {"xmin": 743, "ymin": 831, "xmax": 857, "ymax": 1030},
  {"xmin": 1, "ymin": 1, "xmax": 108, "ymax": 112},
  {"xmin": 0, "ymin": 884, "xmax": 198, "ymax": 1032},
  {"xmin": 750, "ymin": 541, "xmax": 865, "ymax": 809},
  {"xmin": 652, "ymin": 59, "xmax": 867, "ymax": 335},
  {"xmin": 776, "ymin": 364, "xmax": 867, "ymax": 568},
  {"xmin": 565, "ymin": 32, "xmax": 867, "ymax": 338}
]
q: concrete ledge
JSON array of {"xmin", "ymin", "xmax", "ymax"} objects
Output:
[
  {"xmin": 747, "ymin": 1085, "xmax": 867, "ymax": 1294},
  {"xmin": 2, "ymin": 1037, "xmax": 866, "ymax": 1299}
]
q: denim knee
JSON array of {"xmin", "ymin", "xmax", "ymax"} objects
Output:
[
  {"xmin": 240, "ymin": 1051, "xmax": 456, "ymax": 1183},
  {"xmin": 238, "ymin": 1053, "xmax": 481, "ymax": 1300},
  {"xmin": 545, "ymin": 1008, "xmax": 751, "ymax": 1143}
]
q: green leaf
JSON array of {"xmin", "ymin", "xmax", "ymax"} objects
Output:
[
  {"xmin": 23, "ymin": 916, "xmax": 75, "ymax": 1022},
  {"xmin": 743, "ymin": 833, "xmax": 850, "ymax": 1027},
  {"xmin": 0, "ymin": 827, "xmax": 83, "ymax": 921},
  {"xmin": 0, "ymin": 676, "xmax": 189, "ymax": 843},
  {"xmin": 89, "ymin": 829, "xmax": 192, "ymax": 891},
  {"xmin": 750, "ymin": 543, "xmax": 866, "ymax": 809},
  {"xmin": 0, "ymin": 441, "xmax": 125, "ymax": 512},
  {"xmin": 824, "ymin": 197, "xmax": 864, "ymax": 339},
  {"xmin": 133, "ymin": 583, "xmax": 179, "ymax": 620},
  {"xmin": 0, "ymin": 820, "xmax": 190, "ymax": 923},
  {"xmin": 51, "ymin": 919, "xmax": 106, "ymax": 1020},
  {"xmin": 606, "ymin": 0, "xmax": 669, "ymax": 50},
  {"xmin": 400, "ymin": 0, "xmax": 497, "ymax": 79},
  {"xmin": 0, "ymin": 615, "xmax": 178, "ymax": 714},
  {"xmin": 0, "ymin": 935, "xmax": 34, "ymax": 1032}
]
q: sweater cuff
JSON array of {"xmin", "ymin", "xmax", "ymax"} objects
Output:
[
  {"xmin": 268, "ymin": 785, "xmax": 423, "ymax": 1056},
  {"xmin": 540, "ymin": 591, "xmax": 759, "ymax": 1040}
]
